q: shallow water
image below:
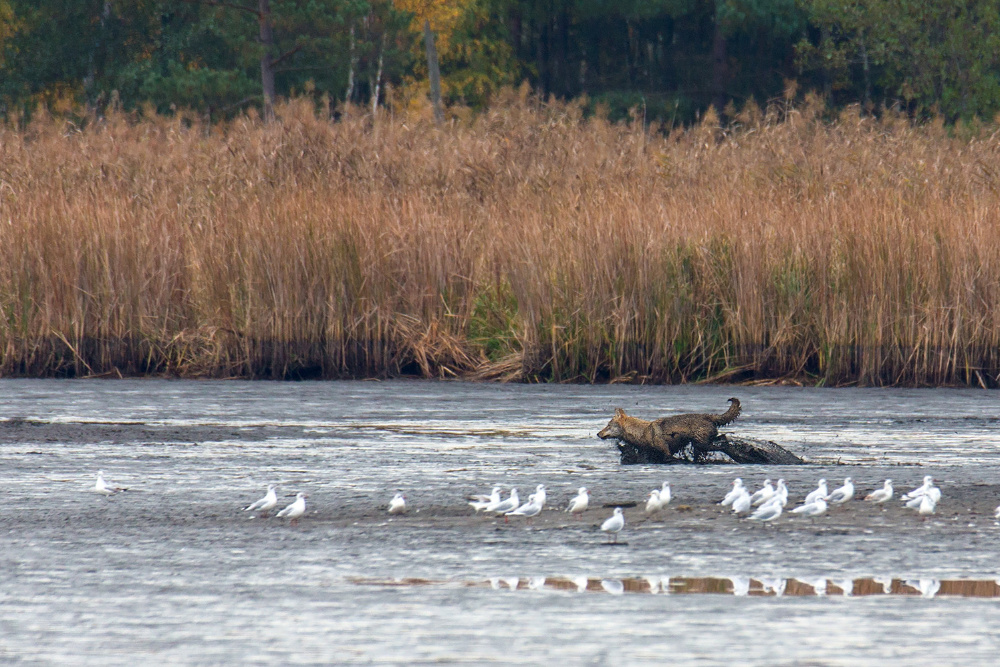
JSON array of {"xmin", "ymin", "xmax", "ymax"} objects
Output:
[{"xmin": 1, "ymin": 379, "xmax": 999, "ymax": 664}]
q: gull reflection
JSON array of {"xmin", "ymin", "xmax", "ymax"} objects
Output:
[
  {"xmin": 760, "ymin": 577, "xmax": 786, "ymax": 597},
  {"xmin": 805, "ymin": 577, "xmax": 827, "ymax": 596},
  {"xmin": 906, "ymin": 579, "xmax": 941, "ymax": 598},
  {"xmin": 601, "ymin": 579, "xmax": 625, "ymax": 595}
]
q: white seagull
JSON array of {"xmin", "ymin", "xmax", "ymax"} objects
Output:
[
  {"xmin": 645, "ymin": 490, "xmax": 662, "ymax": 515},
  {"xmin": 790, "ymin": 497, "xmax": 827, "ymax": 518},
  {"xmin": 532, "ymin": 484, "xmax": 547, "ymax": 508},
  {"xmin": 92, "ymin": 470, "xmax": 119, "ymax": 497},
  {"xmin": 601, "ymin": 508, "xmax": 625, "ymax": 543},
  {"xmin": 995, "ymin": 504, "xmax": 1000, "ymax": 519},
  {"xmin": 902, "ymin": 476, "xmax": 933, "ymax": 499},
  {"xmin": 773, "ymin": 479, "xmax": 789, "ymax": 507},
  {"xmin": 865, "ymin": 479, "xmax": 893, "ymax": 503},
  {"xmin": 750, "ymin": 479, "xmax": 775, "ymax": 506},
  {"xmin": 804, "ymin": 479, "xmax": 828, "ymax": 505},
  {"xmin": 721, "ymin": 478, "xmax": 744, "ymax": 506},
  {"xmin": 492, "ymin": 488, "xmax": 520, "ymax": 521},
  {"xmin": 244, "ymin": 484, "xmax": 277, "ymax": 517},
  {"xmin": 276, "ymin": 492, "xmax": 307, "ymax": 525},
  {"xmin": 917, "ymin": 494, "xmax": 936, "ymax": 515},
  {"xmin": 469, "ymin": 487, "xmax": 501, "ymax": 513},
  {"xmin": 388, "ymin": 493, "xmax": 407, "ymax": 514},
  {"xmin": 657, "ymin": 482, "xmax": 671, "ymax": 510},
  {"xmin": 566, "ymin": 487, "xmax": 589, "ymax": 518},
  {"xmin": 903, "ymin": 476, "xmax": 941, "ymax": 503},
  {"xmin": 826, "ymin": 477, "xmax": 854, "ymax": 504},
  {"xmin": 731, "ymin": 488, "xmax": 753, "ymax": 514},
  {"xmin": 508, "ymin": 493, "xmax": 543, "ymax": 524},
  {"xmin": 749, "ymin": 502, "xmax": 783, "ymax": 523}
]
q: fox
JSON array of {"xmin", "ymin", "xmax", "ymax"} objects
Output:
[{"xmin": 597, "ymin": 398, "xmax": 741, "ymax": 463}]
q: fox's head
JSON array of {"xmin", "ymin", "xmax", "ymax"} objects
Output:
[{"xmin": 597, "ymin": 408, "xmax": 628, "ymax": 440}]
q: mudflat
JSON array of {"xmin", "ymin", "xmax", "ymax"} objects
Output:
[{"xmin": 1, "ymin": 379, "xmax": 998, "ymax": 664}]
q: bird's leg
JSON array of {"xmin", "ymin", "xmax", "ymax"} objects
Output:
[
  {"xmin": 291, "ymin": 518, "xmax": 299, "ymax": 527},
  {"xmin": 260, "ymin": 511, "xmax": 268, "ymax": 518}
]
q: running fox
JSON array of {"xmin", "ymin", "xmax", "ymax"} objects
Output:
[{"xmin": 597, "ymin": 398, "xmax": 741, "ymax": 463}]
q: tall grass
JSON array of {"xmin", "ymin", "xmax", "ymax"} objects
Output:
[{"xmin": 1, "ymin": 93, "xmax": 999, "ymax": 385}]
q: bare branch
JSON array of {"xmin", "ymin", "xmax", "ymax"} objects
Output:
[{"xmin": 270, "ymin": 44, "xmax": 304, "ymax": 68}]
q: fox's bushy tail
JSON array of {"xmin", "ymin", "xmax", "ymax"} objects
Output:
[{"xmin": 711, "ymin": 398, "xmax": 741, "ymax": 426}]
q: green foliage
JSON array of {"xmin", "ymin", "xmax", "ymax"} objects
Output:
[
  {"xmin": 469, "ymin": 281, "xmax": 519, "ymax": 362},
  {"xmin": 0, "ymin": 0, "xmax": 998, "ymax": 121},
  {"xmin": 795, "ymin": 0, "xmax": 1000, "ymax": 120}
]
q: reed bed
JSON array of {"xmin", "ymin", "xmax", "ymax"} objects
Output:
[{"xmin": 1, "ymin": 93, "xmax": 999, "ymax": 385}]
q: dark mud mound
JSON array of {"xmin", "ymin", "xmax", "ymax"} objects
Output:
[{"xmin": 617, "ymin": 435, "xmax": 804, "ymax": 465}]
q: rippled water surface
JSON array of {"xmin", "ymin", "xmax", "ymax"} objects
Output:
[{"xmin": 1, "ymin": 380, "xmax": 998, "ymax": 664}]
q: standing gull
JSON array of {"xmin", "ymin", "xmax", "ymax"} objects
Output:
[
  {"xmin": 826, "ymin": 478, "xmax": 854, "ymax": 505},
  {"xmin": 508, "ymin": 493, "xmax": 543, "ymax": 524},
  {"xmin": 721, "ymin": 479, "xmax": 744, "ymax": 506},
  {"xmin": 865, "ymin": 479, "xmax": 893, "ymax": 503},
  {"xmin": 749, "ymin": 502, "xmax": 783, "ymax": 523},
  {"xmin": 903, "ymin": 476, "xmax": 941, "ymax": 503},
  {"xmin": 804, "ymin": 479, "xmax": 828, "ymax": 505},
  {"xmin": 790, "ymin": 497, "xmax": 827, "ymax": 518},
  {"xmin": 645, "ymin": 490, "xmax": 662, "ymax": 516},
  {"xmin": 92, "ymin": 470, "xmax": 119, "ymax": 497},
  {"xmin": 731, "ymin": 488, "xmax": 752, "ymax": 515},
  {"xmin": 492, "ymin": 488, "xmax": 520, "ymax": 522},
  {"xmin": 244, "ymin": 484, "xmax": 277, "ymax": 517},
  {"xmin": 388, "ymin": 493, "xmax": 406, "ymax": 515},
  {"xmin": 750, "ymin": 479, "xmax": 775, "ymax": 506},
  {"xmin": 601, "ymin": 508, "xmax": 625, "ymax": 543},
  {"xmin": 566, "ymin": 487, "xmax": 589, "ymax": 518},
  {"xmin": 469, "ymin": 487, "xmax": 501, "ymax": 513},
  {"xmin": 276, "ymin": 492, "xmax": 307, "ymax": 526},
  {"xmin": 656, "ymin": 482, "xmax": 672, "ymax": 510},
  {"xmin": 773, "ymin": 479, "xmax": 789, "ymax": 507},
  {"xmin": 531, "ymin": 485, "xmax": 547, "ymax": 508}
]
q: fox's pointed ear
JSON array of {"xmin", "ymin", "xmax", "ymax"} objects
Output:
[{"xmin": 614, "ymin": 407, "xmax": 626, "ymax": 419}]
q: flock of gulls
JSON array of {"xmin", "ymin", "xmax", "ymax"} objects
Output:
[
  {"xmin": 92, "ymin": 469, "xmax": 999, "ymax": 539},
  {"xmin": 467, "ymin": 475, "xmax": 960, "ymax": 543}
]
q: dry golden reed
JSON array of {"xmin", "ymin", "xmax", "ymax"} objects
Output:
[{"xmin": 1, "ymin": 92, "xmax": 999, "ymax": 385}]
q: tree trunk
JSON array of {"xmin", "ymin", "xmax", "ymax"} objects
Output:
[
  {"xmin": 423, "ymin": 20, "xmax": 444, "ymax": 125},
  {"xmin": 860, "ymin": 37, "xmax": 871, "ymax": 110},
  {"xmin": 711, "ymin": 11, "xmax": 728, "ymax": 116},
  {"xmin": 84, "ymin": 0, "xmax": 113, "ymax": 107},
  {"xmin": 345, "ymin": 23, "xmax": 356, "ymax": 103},
  {"xmin": 258, "ymin": 0, "xmax": 276, "ymax": 122},
  {"xmin": 616, "ymin": 435, "xmax": 804, "ymax": 465},
  {"xmin": 371, "ymin": 33, "xmax": 385, "ymax": 115}
]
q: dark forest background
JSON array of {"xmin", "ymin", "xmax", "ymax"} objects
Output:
[{"xmin": 1, "ymin": 0, "xmax": 998, "ymax": 123}]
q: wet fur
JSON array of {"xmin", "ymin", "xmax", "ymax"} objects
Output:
[{"xmin": 597, "ymin": 398, "xmax": 741, "ymax": 463}]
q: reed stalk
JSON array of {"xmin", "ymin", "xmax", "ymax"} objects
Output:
[{"xmin": 1, "ymin": 94, "xmax": 998, "ymax": 385}]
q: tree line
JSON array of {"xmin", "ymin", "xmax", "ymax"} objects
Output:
[{"xmin": 1, "ymin": 0, "xmax": 998, "ymax": 123}]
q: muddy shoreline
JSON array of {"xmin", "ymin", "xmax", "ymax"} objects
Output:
[{"xmin": 2, "ymin": 379, "xmax": 999, "ymax": 664}]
